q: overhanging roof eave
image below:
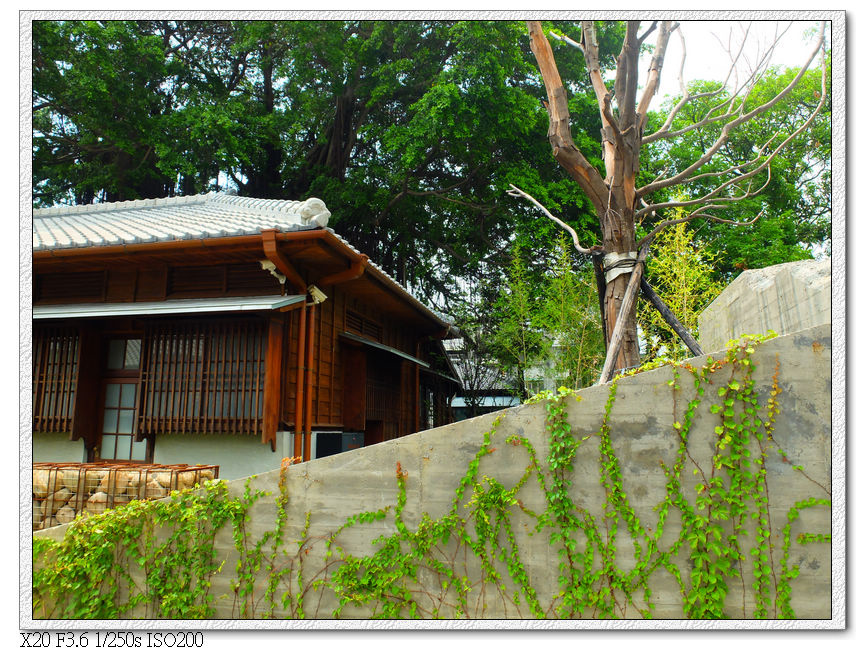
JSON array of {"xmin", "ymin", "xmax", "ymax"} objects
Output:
[
  {"xmin": 339, "ymin": 331, "xmax": 431, "ymax": 368},
  {"xmin": 33, "ymin": 294, "xmax": 305, "ymax": 320}
]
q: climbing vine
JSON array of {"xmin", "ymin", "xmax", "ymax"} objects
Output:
[
  {"xmin": 32, "ymin": 335, "xmax": 831, "ymax": 620},
  {"xmin": 32, "ymin": 479, "xmax": 262, "ymax": 619}
]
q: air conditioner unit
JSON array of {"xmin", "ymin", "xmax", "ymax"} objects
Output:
[{"xmin": 310, "ymin": 431, "xmax": 364, "ymax": 460}]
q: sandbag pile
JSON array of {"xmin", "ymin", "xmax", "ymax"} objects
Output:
[{"xmin": 32, "ymin": 463, "xmax": 218, "ymax": 530}]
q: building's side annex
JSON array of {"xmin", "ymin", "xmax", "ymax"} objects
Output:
[{"xmin": 32, "ymin": 193, "xmax": 459, "ymax": 479}]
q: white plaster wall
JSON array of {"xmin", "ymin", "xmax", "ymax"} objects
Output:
[
  {"xmin": 151, "ymin": 431, "xmax": 294, "ymax": 481},
  {"xmin": 32, "ymin": 432, "xmax": 86, "ymax": 463}
]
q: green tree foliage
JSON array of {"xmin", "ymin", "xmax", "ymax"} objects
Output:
[
  {"xmin": 490, "ymin": 242, "xmax": 546, "ymax": 400},
  {"xmin": 32, "ymin": 20, "xmax": 830, "ymax": 382},
  {"xmin": 33, "ymin": 21, "xmax": 182, "ymax": 204},
  {"xmin": 33, "ymin": 19, "xmax": 622, "ymax": 306},
  {"xmin": 638, "ymin": 219, "xmax": 723, "ymax": 362},
  {"xmin": 536, "ymin": 235, "xmax": 605, "ymax": 389},
  {"xmin": 490, "ymin": 236, "xmax": 606, "ymax": 397}
]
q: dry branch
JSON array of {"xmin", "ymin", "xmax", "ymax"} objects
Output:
[
  {"xmin": 526, "ymin": 21, "xmax": 609, "ymax": 213},
  {"xmin": 507, "ymin": 185, "xmax": 603, "ymax": 257},
  {"xmin": 638, "ymin": 22, "xmax": 826, "ymax": 198}
]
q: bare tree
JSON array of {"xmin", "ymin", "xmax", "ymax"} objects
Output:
[{"xmin": 514, "ymin": 20, "xmax": 827, "ymax": 381}]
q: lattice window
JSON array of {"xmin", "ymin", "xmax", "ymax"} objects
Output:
[
  {"xmin": 346, "ymin": 309, "xmax": 383, "ymax": 342},
  {"xmin": 138, "ymin": 319, "xmax": 266, "ymax": 435},
  {"xmin": 32, "ymin": 326, "xmax": 79, "ymax": 433},
  {"xmin": 99, "ymin": 337, "xmax": 148, "ymax": 462}
]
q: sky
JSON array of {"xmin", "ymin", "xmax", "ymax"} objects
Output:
[{"xmin": 647, "ymin": 20, "xmax": 825, "ymax": 106}]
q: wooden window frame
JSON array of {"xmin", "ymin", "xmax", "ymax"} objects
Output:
[
  {"xmin": 94, "ymin": 336, "xmax": 153, "ymax": 463},
  {"xmin": 138, "ymin": 318, "xmax": 267, "ymax": 436},
  {"xmin": 32, "ymin": 326, "xmax": 79, "ymax": 434},
  {"xmin": 96, "ymin": 377, "xmax": 153, "ymax": 463}
]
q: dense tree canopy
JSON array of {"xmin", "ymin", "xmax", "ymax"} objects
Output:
[
  {"xmin": 33, "ymin": 20, "xmax": 627, "ymax": 306},
  {"xmin": 32, "ymin": 19, "xmax": 831, "ymax": 385}
]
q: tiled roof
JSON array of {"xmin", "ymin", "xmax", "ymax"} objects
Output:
[
  {"xmin": 32, "ymin": 192, "xmax": 456, "ymax": 331},
  {"xmin": 32, "ymin": 192, "xmax": 327, "ymax": 251}
]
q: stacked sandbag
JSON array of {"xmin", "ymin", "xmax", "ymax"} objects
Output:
[{"xmin": 32, "ymin": 464, "xmax": 218, "ymax": 530}]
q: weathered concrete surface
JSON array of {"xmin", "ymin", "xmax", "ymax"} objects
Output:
[
  {"xmin": 698, "ymin": 259, "xmax": 830, "ymax": 353},
  {"xmin": 34, "ymin": 325, "xmax": 833, "ymax": 620}
]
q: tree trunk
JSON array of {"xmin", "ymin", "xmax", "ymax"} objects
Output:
[
  {"xmin": 600, "ymin": 193, "xmax": 641, "ymax": 370},
  {"xmin": 527, "ymin": 20, "xmax": 649, "ymax": 374},
  {"xmin": 603, "ymin": 273, "xmax": 641, "ymax": 369}
]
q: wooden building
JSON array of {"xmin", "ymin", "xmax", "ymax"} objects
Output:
[{"xmin": 31, "ymin": 193, "xmax": 459, "ymax": 478}]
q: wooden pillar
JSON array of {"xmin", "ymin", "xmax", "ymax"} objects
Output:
[
  {"xmin": 414, "ymin": 364, "xmax": 420, "ymax": 433},
  {"xmin": 304, "ymin": 303, "xmax": 316, "ymax": 461},
  {"xmin": 399, "ymin": 360, "xmax": 414, "ymax": 437},
  {"xmin": 263, "ymin": 313, "xmax": 285, "ymax": 451},
  {"xmin": 293, "ymin": 304, "xmax": 307, "ymax": 459},
  {"xmin": 71, "ymin": 324, "xmax": 102, "ymax": 452}
]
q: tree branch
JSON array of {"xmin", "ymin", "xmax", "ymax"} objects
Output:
[
  {"xmin": 549, "ymin": 28, "xmax": 584, "ymax": 54},
  {"xmin": 637, "ymin": 22, "xmax": 824, "ymax": 199},
  {"xmin": 638, "ymin": 42, "xmax": 825, "ymax": 235},
  {"xmin": 526, "ymin": 21, "xmax": 609, "ymax": 212},
  {"xmin": 638, "ymin": 205, "xmax": 764, "ymax": 249},
  {"xmin": 636, "ymin": 21, "xmax": 677, "ymax": 131},
  {"xmin": 643, "ymin": 22, "xmax": 782, "ymax": 145},
  {"xmin": 637, "ymin": 153, "xmax": 775, "ymax": 221},
  {"xmin": 580, "ymin": 20, "xmax": 619, "ymax": 182},
  {"xmin": 507, "ymin": 184, "xmax": 602, "ymax": 256},
  {"xmin": 637, "ymin": 21, "xmax": 658, "ymax": 45}
]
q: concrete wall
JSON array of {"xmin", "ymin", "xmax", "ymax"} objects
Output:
[
  {"xmin": 698, "ymin": 258, "xmax": 830, "ymax": 353},
  {"xmin": 34, "ymin": 325, "xmax": 833, "ymax": 620}
]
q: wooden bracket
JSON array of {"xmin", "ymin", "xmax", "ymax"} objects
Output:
[
  {"xmin": 318, "ymin": 254, "xmax": 369, "ymax": 287},
  {"xmin": 262, "ymin": 229, "xmax": 306, "ymax": 293}
]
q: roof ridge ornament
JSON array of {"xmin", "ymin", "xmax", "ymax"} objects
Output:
[{"xmin": 298, "ymin": 198, "xmax": 330, "ymax": 228}]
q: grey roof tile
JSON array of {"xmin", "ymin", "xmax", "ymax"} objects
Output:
[{"xmin": 32, "ymin": 192, "xmax": 318, "ymax": 251}]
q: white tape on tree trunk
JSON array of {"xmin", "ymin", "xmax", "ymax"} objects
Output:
[{"xmin": 603, "ymin": 251, "xmax": 638, "ymax": 283}]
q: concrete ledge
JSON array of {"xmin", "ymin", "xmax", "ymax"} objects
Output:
[{"xmin": 698, "ymin": 259, "xmax": 830, "ymax": 353}]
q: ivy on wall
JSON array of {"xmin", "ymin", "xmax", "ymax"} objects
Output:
[{"xmin": 32, "ymin": 335, "xmax": 831, "ymax": 620}]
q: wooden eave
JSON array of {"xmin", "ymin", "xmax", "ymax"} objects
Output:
[{"xmin": 33, "ymin": 229, "xmax": 450, "ymax": 336}]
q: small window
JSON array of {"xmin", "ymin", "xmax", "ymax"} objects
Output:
[
  {"xmin": 100, "ymin": 380, "xmax": 148, "ymax": 461},
  {"xmin": 99, "ymin": 337, "xmax": 148, "ymax": 462},
  {"xmin": 346, "ymin": 310, "xmax": 383, "ymax": 342},
  {"xmin": 106, "ymin": 338, "xmax": 141, "ymax": 370}
]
